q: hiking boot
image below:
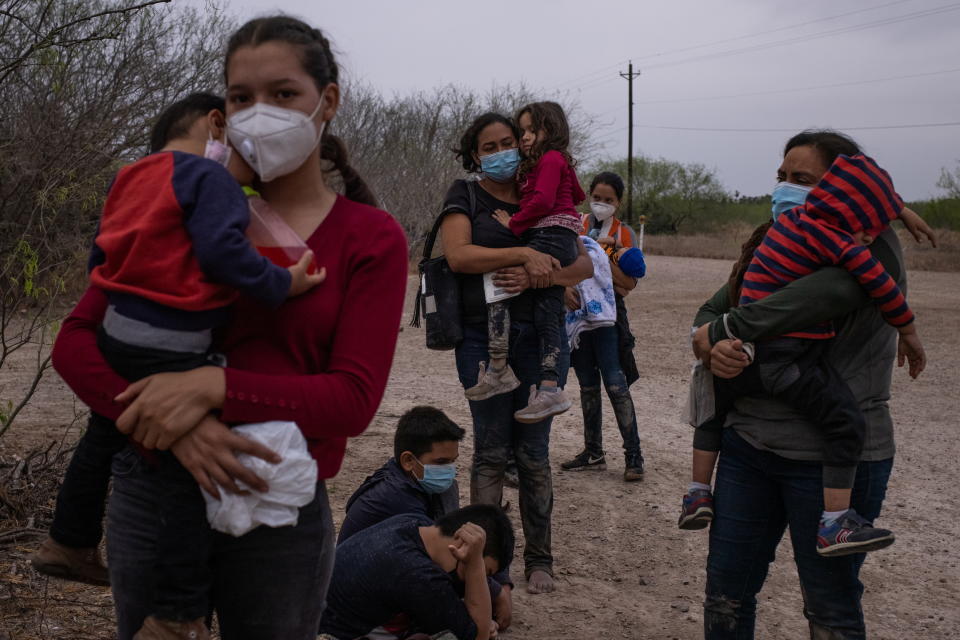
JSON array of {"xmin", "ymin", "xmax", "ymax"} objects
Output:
[
  {"xmin": 29, "ymin": 536, "xmax": 109, "ymax": 586},
  {"xmin": 465, "ymin": 361, "xmax": 521, "ymax": 401},
  {"xmin": 514, "ymin": 385, "xmax": 571, "ymax": 424},
  {"xmin": 816, "ymin": 509, "xmax": 895, "ymax": 557},
  {"xmin": 561, "ymin": 450, "xmax": 607, "ymax": 472},
  {"xmin": 678, "ymin": 489, "xmax": 714, "ymax": 530},
  {"xmin": 134, "ymin": 616, "xmax": 210, "ymax": 640},
  {"xmin": 623, "ymin": 453, "xmax": 645, "ymax": 482}
]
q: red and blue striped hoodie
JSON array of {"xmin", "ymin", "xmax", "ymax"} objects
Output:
[{"xmin": 740, "ymin": 154, "xmax": 912, "ymax": 339}]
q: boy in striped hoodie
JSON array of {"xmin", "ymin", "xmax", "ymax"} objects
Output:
[{"xmin": 679, "ymin": 154, "xmax": 925, "ymax": 557}]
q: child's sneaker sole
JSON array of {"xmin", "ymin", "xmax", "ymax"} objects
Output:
[
  {"xmin": 678, "ymin": 508, "xmax": 714, "ymax": 530},
  {"xmin": 816, "ymin": 533, "xmax": 895, "ymax": 557}
]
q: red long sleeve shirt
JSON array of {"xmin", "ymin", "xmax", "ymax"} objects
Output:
[
  {"xmin": 52, "ymin": 195, "xmax": 409, "ymax": 478},
  {"xmin": 508, "ymin": 150, "xmax": 585, "ymax": 236}
]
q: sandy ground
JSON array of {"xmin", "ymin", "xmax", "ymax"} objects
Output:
[{"xmin": 2, "ymin": 254, "xmax": 959, "ymax": 639}]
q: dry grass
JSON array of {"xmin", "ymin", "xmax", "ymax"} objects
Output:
[{"xmin": 643, "ymin": 225, "xmax": 960, "ymax": 272}]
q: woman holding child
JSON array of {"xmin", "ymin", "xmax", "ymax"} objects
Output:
[
  {"xmin": 51, "ymin": 16, "xmax": 407, "ymax": 639},
  {"xmin": 441, "ymin": 110, "xmax": 593, "ymax": 594},
  {"xmin": 690, "ymin": 130, "xmax": 934, "ymax": 639}
]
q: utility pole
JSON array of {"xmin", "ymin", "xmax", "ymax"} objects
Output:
[{"xmin": 620, "ymin": 61, "xmax": 641, "ymax": 224}]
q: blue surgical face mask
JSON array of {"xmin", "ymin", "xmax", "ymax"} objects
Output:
[
  {"xmin": 479, "ymin": 148, "xmax": 520, "ymax": 183},
  {"xmin": 415, "ymin": 458, "xmax": 457, "ymax": 494},
  {"xmin": 771, "ymin": 181, "xmax": 813, "ymax": 220}
]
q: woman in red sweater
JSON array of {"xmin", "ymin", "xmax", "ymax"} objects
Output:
[{"xmin": 51, "ymin": 16, "xmax": 407, "ymax": 640}]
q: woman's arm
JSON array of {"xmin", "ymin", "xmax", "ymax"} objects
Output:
[
  {"xmin": 610, "ymin": 261, "xmax": 637, "ymax": 296},
  {"xmin": 490, "ymin": 238, "xmax": 593, "ymax": 293},
  {"xmin": 441, "ymin": 213, "xmax": 559, "ymax": 281},
  {"xmin": 51, "ymin": 286, "xmax": 128, "ymax": 421},
  {"xmin": 695, "ymin": 234, "xmax": 902, "ymax": 347}
]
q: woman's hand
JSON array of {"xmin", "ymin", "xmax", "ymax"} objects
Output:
[
  {"xmin": 171, "ymin": 414, "xmax": 281, "ymax": 499},
  {"xmin": 692, "ymin": 324, "xmax": 712, "ymax": 361},
  {"xmin": 564, "ymin": 287, "xmax": 581, "ymax": 311},
  {"xmin": 115, "ymin": 366, "xmax": 226, "ymax": 450},
  {"xmin": 521, "ymin": 248, "xmax": 561, "ymax": 289},
  {"xmin": 899, "ymin": 206, "xmax": 938, "ymax": 247},
  {"xmin": 709, "ymin": 339, "xmax": 750, "ymax": 378},
  {"xmin": 491, "ymin": 266, "xmax": 530, "ymax": 294}
]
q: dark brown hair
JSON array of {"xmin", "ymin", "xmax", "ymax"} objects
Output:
[
  {"xmin": 515, "ymin": 101, "xmax": 575, "ymax": 178},
  {"xmin": 726, "ymin": 129, "xmax": 863, "ymax": 305},
  {"xmin": 225, "ymin": 16, "xmax": 377, "ymax": 206}
]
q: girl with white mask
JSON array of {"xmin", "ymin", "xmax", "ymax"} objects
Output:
[
  {"xmin": 53, "ymin": 16, "xmax": 409, "ymax": 640},
  {"xmin": 561, "ymin": 171, "xmax": 646, "ymax": 482}
]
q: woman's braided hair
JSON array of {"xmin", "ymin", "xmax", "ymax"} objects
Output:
[
  {"xmin": 225, "ymin": 16, "xmax": 377, "ymax": 207},
  {"xmin": 725, "ymin": 129, "xmax": 862, "ymax": 306}
]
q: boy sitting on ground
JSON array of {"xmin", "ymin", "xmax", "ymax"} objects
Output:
[
  {"xmin": 338, "ymin": 406, "xmax": 515, "ymax": 631},
  {"xmin": 320, "ymin": 504, "xmax": 513, "ymax": 640}
]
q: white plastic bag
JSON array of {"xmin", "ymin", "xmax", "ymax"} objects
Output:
[{"xmin": 203, "ymin": 421, "xmax": 318, "ymax": 537}]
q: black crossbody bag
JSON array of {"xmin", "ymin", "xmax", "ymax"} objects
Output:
[{"xmin": 410, "ymin": 181, "xmax": 477, "ymax": 351}]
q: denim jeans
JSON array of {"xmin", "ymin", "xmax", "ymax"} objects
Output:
[
  {"xmin": 704, "ymin": 429, "xmax": 893, "ymax": 640},
  {"xmin": 570, "ymin": 325, "xmax": 641, "ymax": 459},
  {"xmin": 50, "ymin": 412, "xmax": 128, "ymax": 548},
  {"xmin": 455, "ymin": 321, "xmax": 569, "ymax": 576},
  {"xmin": 107, "ymin": 445, "xmax": 334, "ymax": 639}
]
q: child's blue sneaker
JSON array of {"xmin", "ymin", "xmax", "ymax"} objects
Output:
[
  {"xmin": 678, "ymin": 489, "xmax": 714, "ymax": 530},
  {"xmin": 816, "ymin": 509, "xmax": 895, "ymax": 557}
]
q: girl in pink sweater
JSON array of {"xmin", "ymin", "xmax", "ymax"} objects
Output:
[{"xmin": 466, "ymin": 101, "xmax": 584, "ymax": 424}]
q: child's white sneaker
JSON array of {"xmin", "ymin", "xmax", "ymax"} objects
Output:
[
  {"xmin": 514, "ymin": 385, "xmax": 571, "ymax": 423},
  {"xmin": 465, "ymin": 362, "xmax": 521, "ymax": 401}
]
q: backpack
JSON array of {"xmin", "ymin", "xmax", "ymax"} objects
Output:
[{"xmin": 410, "ymin": 181, "xmax": 477, "ymax": 350}]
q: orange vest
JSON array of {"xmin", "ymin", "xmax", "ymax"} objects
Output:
[{"xmin": 580, "ymin": 214, "xmax": 634, "ymax": 248}]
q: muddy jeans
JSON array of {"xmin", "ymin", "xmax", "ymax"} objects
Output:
[
  {"xmin": 570, "ymin": 325, "xmax": 641, "ymax": 459},
  {"xmin": 107, "ymin": 446, "xmax": 334, "ymax": 639},
  {"xmin": 704, "ymin": 429, "xmax": 892, "ymax": 639},
  {"xmin": 455, "ymin": 321, "xmax": 569, "ymax": 576}
]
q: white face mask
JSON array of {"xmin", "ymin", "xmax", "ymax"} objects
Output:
[
  {"xmin": 227, "ymin": 100, "xmax": 326, "ymax": 182},
  {"xmin": 590, "ymin": 201, "xmax": 617, "ymax": 222}
]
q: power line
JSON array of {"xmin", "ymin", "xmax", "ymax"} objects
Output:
[
  {"xmin": 634, "ymin": 121, "xmax": 960, "ymax": 133},
  {"xmin": 594, "ymin": 121, "xmax": 960, "ymax": 146},
  {"xmin": 590, "ymin": 66, "xmax": 960, "ymax": 117},
  {"xmin": 643, "ymin": 2, "xmax": 960, "ymax": 73},
  {"xmin": 544, "ymin": 0, "xmax": 915, "ymax": 95},
  {"xmin": 565, "ymin": 2, "xmax": 960, "ymax": 95}
]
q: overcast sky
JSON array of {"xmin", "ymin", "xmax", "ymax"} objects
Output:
[{"xmin": 206, "ymin": 0, "xmax": 960, "ymax": 199}]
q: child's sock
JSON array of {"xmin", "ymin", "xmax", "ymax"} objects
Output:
[
  {"xmin": 538, "ymin": 385, "xmax": 559, "ymax": 393},
  {"xmin": 820, "ymin": 509, "xmax": 847, "ymax": 526},
  {"xmin": 488, "ymin": 360, "xmax": 506, "ymax": 372},
  {"xmin": 688, "ymin": 481, "xmax": 712, "ymax": 494}
]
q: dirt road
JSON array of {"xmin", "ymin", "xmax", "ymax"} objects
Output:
[{"xmin": 3, "ymin": 254, "xmax": 958, "ymax": 639}]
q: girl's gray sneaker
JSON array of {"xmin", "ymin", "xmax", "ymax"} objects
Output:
[
  {"xmin": 464, "ymin": 361, "xmax": 521, "ymax": 401},
  {"xmin": 514, "ymin": 385, "xmax": 571, "ymax": 423}
]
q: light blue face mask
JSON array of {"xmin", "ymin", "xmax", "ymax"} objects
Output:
[
  {"xmin": 416, "ymin": 458, "xmax": 457, "ymax": 494},
  {"xmin": 771, "ymin": 181, "xmax": 813, "ymax": 220},
  {"xmin": 479, "ymin": 148, "xmax": 520, "ymax": 183}
]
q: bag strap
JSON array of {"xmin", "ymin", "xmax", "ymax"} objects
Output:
[
  {"xmin": 421, "ymin": 180, "xmax": 477, "ymax": 260},
  {"xmin": 411, "ymin": 181, "xmax": 477, "ymax": 328}
]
